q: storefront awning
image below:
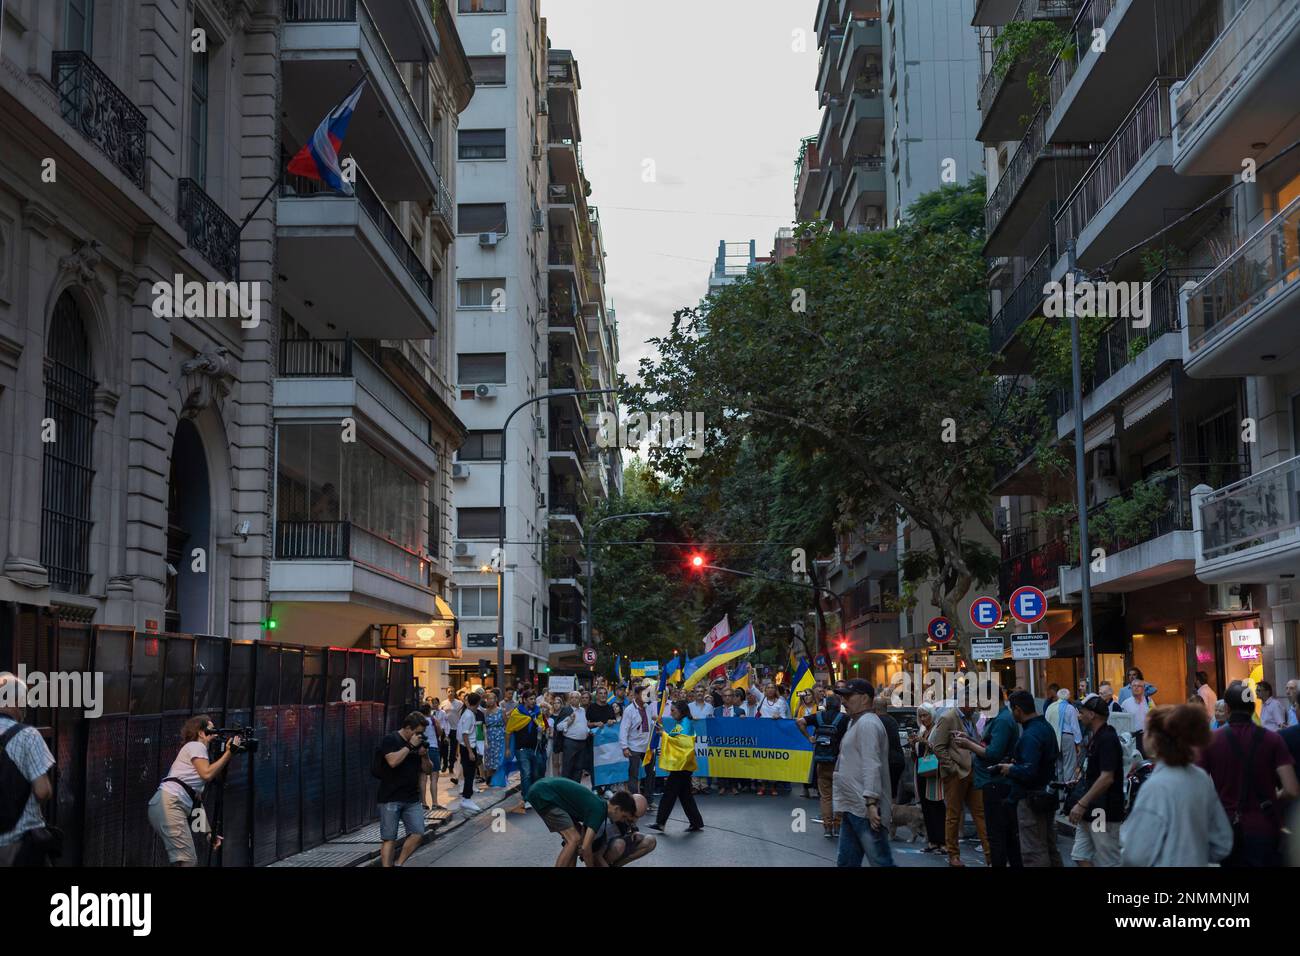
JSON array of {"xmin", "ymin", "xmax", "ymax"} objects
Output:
[{"xmin": 1050, "ymin": 612, "xmax": 1128, "ymax": 657}]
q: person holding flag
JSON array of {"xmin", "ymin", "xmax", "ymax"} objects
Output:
[
  {"xmin": 648, "ymin": 698, "xmax": 704, "ymax": 834},
  {"xmin": 505, "ymin": 688, "xmax": 548, "ymax": 808}
]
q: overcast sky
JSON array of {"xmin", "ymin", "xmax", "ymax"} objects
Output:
[{"xmin": 539, "ymin": 0, "xmax": 822, "ymax": 382}]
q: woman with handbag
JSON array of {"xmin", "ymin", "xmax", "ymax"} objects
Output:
[
  {"xmin": 648, "ymin": 699, "xmax": 704, "ymax": 833},
  {"xmin": 911, "ymin": 704, "xmax": 945, "ymax": 853}
]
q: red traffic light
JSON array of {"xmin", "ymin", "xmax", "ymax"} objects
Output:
[
  {"xmin": 837, "ymin": 639, "xmax": 850, "ymax": 653},
  {"xmin": 689, "ymin": 553, "xmax": 706, "ymax": 570}
]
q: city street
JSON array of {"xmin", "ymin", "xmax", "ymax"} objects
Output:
[{"xmin": 410, "ymin": 789, "xmax": 1074, "ymax": 868}]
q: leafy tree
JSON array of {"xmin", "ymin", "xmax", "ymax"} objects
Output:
[{"xmin": 629, "ymin": 179, "xmax": 1008, "ymax": 657}]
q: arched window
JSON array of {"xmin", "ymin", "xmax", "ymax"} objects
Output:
[{"xmin": 41, "ymin": 291, "xmax": 97, "ymax": 593}]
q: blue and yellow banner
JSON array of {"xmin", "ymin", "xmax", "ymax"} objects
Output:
[
  {"xmin": 728, "ymin": 661, "xmax": 751, "ymax": 691},
  {"xmin": 657, "ymin": 717, "xmax": 812, "ymax": 783}
]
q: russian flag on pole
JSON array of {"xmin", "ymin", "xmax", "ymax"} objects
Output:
[{"xmin": 286, "ymin": 79, "xmax": 367, "ymax": 195}]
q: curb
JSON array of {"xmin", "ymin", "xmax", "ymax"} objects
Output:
[{"xmin": 357, "ymin": 782, "xmax": 521, "ymax": 867}]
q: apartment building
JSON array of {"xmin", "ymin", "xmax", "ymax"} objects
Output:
[
  {"xmin": 980, "ymin": 0, "xmax": 1300, "ymax": 698},
  {"xmin": 449, "ymin": 4, "xmax": 620, "ymax": 685},
  {"xmin": 798, "ymin": 0, "xmax": 983, "ymax": 230},
  {"xmin": 0, "ymin": 0, "xmax": 473, "ymax": 686}
]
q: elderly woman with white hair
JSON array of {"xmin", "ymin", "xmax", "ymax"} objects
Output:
[
  {"xmin": 909, "ymin": 703, "xmax": 946, "ymax": 853},
  {"xmin": 1046, "ymin": 688, "xmax": 1083, "ymax": 783}
]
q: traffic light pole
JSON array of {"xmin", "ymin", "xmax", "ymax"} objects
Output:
[{"xmin": 496, "ymin": 388, "xmax": 616, "ymax": 693}]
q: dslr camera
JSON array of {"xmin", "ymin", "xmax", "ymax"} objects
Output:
[{"xmin": 213, "ymin": 725, "xmax": 258, "ymax": 754}]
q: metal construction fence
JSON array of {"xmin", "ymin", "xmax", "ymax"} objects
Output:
[{"xmin": 3, "ymin": 607, "xmax": 416, "ymax": 866}]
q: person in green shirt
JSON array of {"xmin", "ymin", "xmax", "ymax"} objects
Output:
[{"xmin": 527, "ymin": 776, "xmax": 641, "ymax": 867}]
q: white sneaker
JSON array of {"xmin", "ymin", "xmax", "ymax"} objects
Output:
[
  {"xmin": 602, "ymin": 789, "xmax": 613, "ymax": 798},
  {"xmin": 523, "ymin": 801, "xmax": 532, "ymax": 809},
  {"xmin": 461, "ymin": 799, "xmax": 482, "ymax": 813}
]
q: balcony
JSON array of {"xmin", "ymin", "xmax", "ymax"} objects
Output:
[
  {"xmin": 548, "ymin": 124, "xmax": 584, "ymax": 191},
  {"xmin": 276, "ymin": 170, "xmax": 438, "ymax": 339},
  {"xmin": 795, "ymin": 137, "xmax": 825, "ymax": 223},
  {"xmin": 840, "ymin": 155, "xmax": 886, "ymax": 225},
  {"xmin": 1183, "ymin": 195, "xmax": 1300, "ymax": 378},
  {"xmin": 1059, "ymin": 463, "xmax": 1247, "ymax": 594},
  {"xmin": 837, "ymin": 17, "xmax": 883, "ymax": 95},
  {"xmin": 1055, "ymin": 269, "xmax": 1208, "ymax": 434},
  {"xmin": 274, "ymin": 338, "xmax": 436, "ymax": 473},
  {"xmin": 1053, "ymin": 78, "xmax": 1215, "ymax": 270},
  {"xmin": 837, "ymin": 89, "xmax": 885, "ymax": 156},
  {"xmin": 548, "ymin": 492, "xmax": 586, "ymax": 536},
  {"xmin": 976, "ymin": 0, "xmax": 1082, "ymax": 144},
  {"xmin": 1046, "ymin": 0, "xmax": 1219, "ymax": 143},
  {"xmin": 984, "ymin": 108, "xmax": 1098, "ymax": 255},
  {"xmin": 1194, "ymin": 454, "xmax": 1300, "ymax": 584},
  {"xmin": 548, "ymin": 425, "xmax": 590, "ymax": 474},
  {"xmin": 548, "ymin": 556, "xmax": 585, "ymax": 592},
  {"xmin": 270, "ymin": 520, "xmax": 438, "ymax": 623},
  {"xmin": 992, "ymin": 382, "xmax": 1063, "ymax": 493},
  {"xmin": 817, "ymin": 29, "xmax": 846, "ymax": 99},
  {"xmin": 989, "ymin": 243, "xmax": 1053, "ymax": 357},
  {"xmin": 282, "ymin": 0, "xmax": 443, "ymax": 201},
  {"xmin": 178, "ymin": 178, "xmax": 240, "ymax": 280},
  {"xmin": 999, "ymin": 535, "xmax": 1069, "ymax": 601},
  {"xmin": 51, "ymin": 51, "xmax": 147, "ymax": 191},
  {"xmin": 1173, "ymin": 0, "xmax": 1300, "ymax": 175}
]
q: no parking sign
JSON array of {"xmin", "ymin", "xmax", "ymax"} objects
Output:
[{"xmin": 1009, "ymin": 586, "xmax": 1047, "ymax": 625}]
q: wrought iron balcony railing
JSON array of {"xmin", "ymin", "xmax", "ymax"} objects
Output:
[
  {"xmin": 52, "ymin": 51, "xmax": 147, "ymax": 190},
  {"xmin": 1200, "ymin": 454, "xmax": 1300, "ymax": 561},
  {"xmin": 178, "ymin": 178, "xmax": 240, "ymax": 279},
  {"xmin": 1053, "ymin": 77, "xmax": 1174, "ymax": 254}
]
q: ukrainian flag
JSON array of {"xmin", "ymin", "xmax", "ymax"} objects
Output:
[
  {"xmin": 682, "ymin": 622, "xmax": 756, "ymax": 689},
  {"xmin": 662, "ymin": 655, "xmax": 682, "ymax": 685},
  {"xmin": 729, "ymin": 661, "xmax": 751, "ymax": 691},
  {"xmin": 791, "ymin": 657, "xmax": 814, "ymax": 700}
]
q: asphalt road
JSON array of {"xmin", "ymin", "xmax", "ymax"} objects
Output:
[{"xmin": 409, "ymin": 787, "xmax": 1075, "ymax": 868}]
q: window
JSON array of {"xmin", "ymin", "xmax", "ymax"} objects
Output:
[
  {"xmin": 455, "ymin": 586, "xmax": 497, "ymax": 618},
  {"xmin": 276, "ymin": 425, "xmax": 423, "ymax": 554},
  {"xmin": 468, "ymin": 56, "xmax": 506, "ymax": 86},
  {"xmin": 42, "ymin": 292, "xmax": 97, "ymax": 593},
  {"xmin": 459, "ymin": 129, "xmax": 507, "ymax": 160},
  {"xmin": 458, "ymin": 353, "xmax": 506, "ymax": 384},
  {"xmin": 458, "ymin": 278, "xmax": 506, "ymax": 309},
  {"xmin": 64, "ymin": 0, "xmax": 94, "ymax": 52},
  {"xmin": 189, "ymin": 40, "xmax": 210, "ymax": 187},
  {"xmin": 459, "ymin": 431, "xmax": 504, "ymax": 461},
  {"xmin": 458, "ymin": 507, "xmax": 502, "ymax": 540},
  {"xmin": 459, "ymin": 0, "xmax": 506, "ymax": 11},
  {"xmin": 458, "ymin": 203, "xmax": 508, "ymax": 235}
]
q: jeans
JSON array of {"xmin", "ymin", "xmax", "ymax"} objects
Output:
[
  {"xmin": 516, "ymin": 748, "xmax": 546, "ymax": 803},
  {"xmin": 837, "ymin": 810, "xmax": 896, "ymax": 867},
  {"xmin": 379, "ymin": 801, "xmax": 426, "ymax": 843}
]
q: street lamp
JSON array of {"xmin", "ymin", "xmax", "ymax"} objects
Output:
[
  {"xmin": 495, "ymin": 388, "xmax": 617, "ymax": 692},
  {"xmin": 584, "ymin": 511, "xmax": 671, "ymax": 647},
  {"xmin": 1065, "ymin": 241, "xmax": 1096, "ymax": 694}
]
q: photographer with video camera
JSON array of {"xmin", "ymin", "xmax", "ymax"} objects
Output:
[
  {"xmin": 374, "ymin": 711, "xmax": 435, "ymax": 866},
  {"xmin": 148, "ymin": 715, "xmax": 241, "ymax": 866}
]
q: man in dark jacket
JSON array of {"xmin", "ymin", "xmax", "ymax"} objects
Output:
[
  {"xmin": 999, "ymin": 690, "xmax": 1060, "ymax": 867},
  {"xmin": 956, "ymin": 682, "xmax": 1021, "ymax": 866},
  {"xmin": 873, "ymin": 696, "xmax": 905, "ymax": 801}
]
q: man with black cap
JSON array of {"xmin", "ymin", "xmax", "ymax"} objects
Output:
[
  {"xmin": 999, "ymin": 689, "xmax": 1061, "ymax": 866},
  {"xmin": 831, "ymin": 678, "xmax": 895, "ymax": 867},
  {"xmin": 1068, "ymin": 694, "xmax": 1125, "ymax": 867}
]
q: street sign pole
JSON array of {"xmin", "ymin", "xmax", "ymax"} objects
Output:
[{"xmin": 1067, "ymin": 241, "xmax": 1097, "ymax": 695}]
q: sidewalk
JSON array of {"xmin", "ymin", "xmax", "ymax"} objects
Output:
[{"xmin": 272, "ymin": 768, "xmax": 521, "ymax": 868}]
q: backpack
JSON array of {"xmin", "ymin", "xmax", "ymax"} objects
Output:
[
  {"xmin": 812, "ymin": 711, "xmax": 846, "ymax": 764},
  {"xmin": 0, "ymin": 724, "xmax": 34, "ymax": 832}
]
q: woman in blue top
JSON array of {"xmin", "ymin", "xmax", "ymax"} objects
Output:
[{"xmin": 649, "ymin": 699, "xmax": 704, "ymax": 833}]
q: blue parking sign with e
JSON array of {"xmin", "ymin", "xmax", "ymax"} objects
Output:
[
  {"xmin": 970, "ymin": 597, "xmax": 1002, "ymax": 630},
  {"xmin": 1010, "ymin": 586, "xmax": 1046, "ymax": 624}
]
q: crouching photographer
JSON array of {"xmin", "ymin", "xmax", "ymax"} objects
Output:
[{"xmin": 148, "ymin": 715, "xmax": 242, "ymax": 866}]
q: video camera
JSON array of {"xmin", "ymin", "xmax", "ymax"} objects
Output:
[{"xmin": 212, "ymin": 725, "xmax": 258, "ymax": 754}]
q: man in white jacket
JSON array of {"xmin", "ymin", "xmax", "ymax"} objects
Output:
[
  {"xmin": 619, "ymin": 683, "xmax": 658, "ymax": 806},
  {"xmin": 831, "ymin": 679, "xmax": 895, "ymax": 867}
]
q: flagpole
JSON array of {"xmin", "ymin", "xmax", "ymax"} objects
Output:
[{"xmin": 238, "ymin": 170, "xmax": 284, "ymax": 236}]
